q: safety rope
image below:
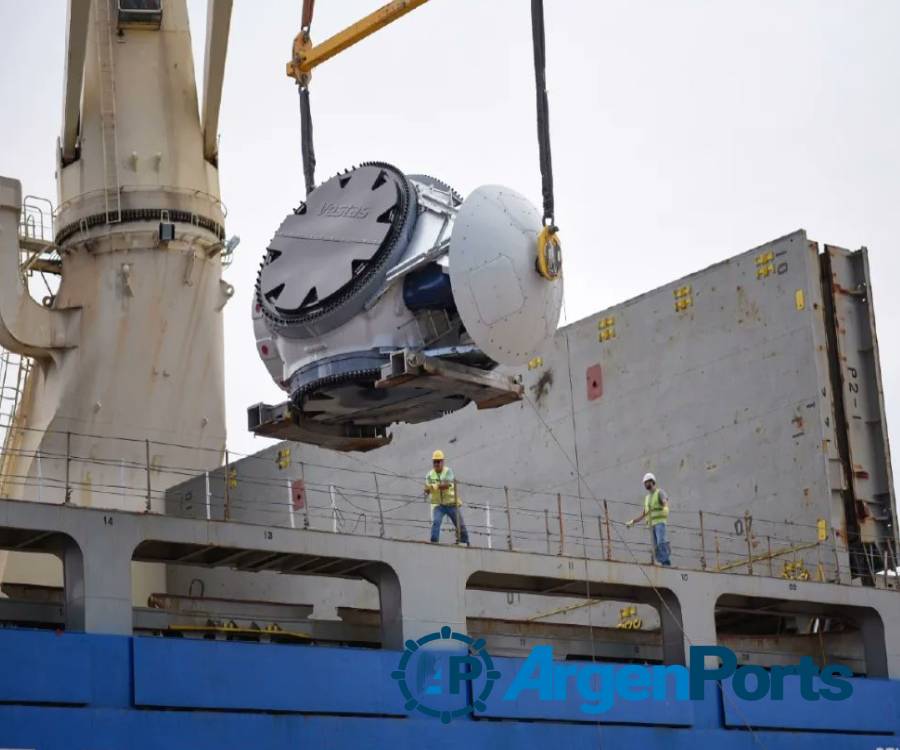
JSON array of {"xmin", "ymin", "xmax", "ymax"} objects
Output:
[
  {"xmin": 299, "ymin": 0, "xmax": 317, "ymax": 195},
  {"xmin": 530, "ymin": 0, "xmax": 556, "ymax": 230},
  {"xmin": 522, "ymin": 393, "xmax": 769, "ymax": 748}
]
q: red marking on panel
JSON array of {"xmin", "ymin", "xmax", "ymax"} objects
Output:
[
  {"xmin": 292, "ymin": 479, "xmax": 306, "ymax": 510},
  {"xmin": 586, "ymin": 364, "xmax": 603, "ymax": 401}
]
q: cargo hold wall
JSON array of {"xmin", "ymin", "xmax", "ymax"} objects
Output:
[{"xmin": 167, "ymin": 231, "xmax": 896, "ymax": 590}]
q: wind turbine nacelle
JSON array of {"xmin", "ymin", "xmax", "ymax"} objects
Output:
[{"xmin": 249, "ymin": 162, "xmax": 562, "ymax": 450}]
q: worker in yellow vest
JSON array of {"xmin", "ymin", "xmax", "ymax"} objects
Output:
[
  {"xmin": 626, "ymin": 472, "xmax": 671, "ymax": 566},
  {"xmin": 424, "ymin": 450, "xmax": 469, "ymax": 545}
]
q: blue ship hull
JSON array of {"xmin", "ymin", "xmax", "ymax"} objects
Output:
[{"xmin": 0, "ymin": 629, "xmax": 897, "ymax": 749}]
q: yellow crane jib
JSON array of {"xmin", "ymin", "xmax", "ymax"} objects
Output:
[{"xmin": 287, "ymin": 0, "xmax": 432, "ymax": 83}]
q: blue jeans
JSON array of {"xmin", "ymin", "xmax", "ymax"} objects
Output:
[
  {"xmin": 652, "ymin": 523, "xmax": 671, "ymax": 565},
  {"xmin": 431, "ymin": 505, "xmax": 469, "ymax": 544}
]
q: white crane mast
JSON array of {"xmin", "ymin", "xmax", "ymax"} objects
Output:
[{"xmin": 0, "ymin": 0, "xmax": 234, "ymax": 598}]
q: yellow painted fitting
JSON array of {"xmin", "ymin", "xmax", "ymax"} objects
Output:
[
  {"xmin": 286, "ymin": 33, "xmax": 314, "ymax": 85},
  {"xmin": 674, "ymin": 286, "xmax": 693, "ymax": 312},
  {"xmin": 617, "ymin": 606, "xmax": 642, "ymax": 630},
  {"xmin": 536, "ymin": 226, "xmax": 562, "ymax": 280},
  {"xmin": 597, "ymin": 316, "xmax": 616, "ymax": 342},
  {"xmin": 816, "ymin": 518, "xmax": 827, "ymax": 542},
  {"xmin": 527, "ymin": 357, "xmax": 543, "ymax": 370},
  {"xmin": 228, "ymin": 467, "xmax": 238, "ymax": 489},
  {"xmin": 795, "ymin": 289, "xmax": 805, "ymax": 311}
]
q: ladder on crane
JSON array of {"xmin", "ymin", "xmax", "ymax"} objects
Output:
[{"xmin": 95, "ymin": 0, "xmax": 122, "ymax": 224}]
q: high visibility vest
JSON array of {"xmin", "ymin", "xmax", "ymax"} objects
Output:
[
  {"xmin": 426, "ymin": 468, "xmax": 458, "ymax": 506},
  {"xmin": 644, "ymin": 489, "xmax": 669, "ymax": 526}
]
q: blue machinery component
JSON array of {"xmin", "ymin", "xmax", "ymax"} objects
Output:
[
  {"xmin": 0, "ymin": 629, "xmax": 897, "ymax": 749},
  {"xmin": 403, "ymin": 263, "xmax": 455, "ymax": 311}
]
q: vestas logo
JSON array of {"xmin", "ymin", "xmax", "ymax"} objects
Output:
[{"xmin": 318, "ymin": 202, "xmax": 369, "ymax": 219}]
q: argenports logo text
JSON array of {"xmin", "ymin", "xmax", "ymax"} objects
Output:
[
  {"xmin": 505, "ymin": 645, "xmax": 853, "ymax": 714},
  {"xmin": 393, "ymin": 628, "xmax": 854, "ymax": 720}
]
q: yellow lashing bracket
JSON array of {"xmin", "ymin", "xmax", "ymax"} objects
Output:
[{"xmin": 536, "ymin": 226, "xmax": 562, "ymax": 281}]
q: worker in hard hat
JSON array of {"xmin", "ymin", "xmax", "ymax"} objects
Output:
[
  {"xmin": 626, "ymin": 472, "xmax": 671, "ymax": 566},
  {"xmin": 424, "ymin": 450, "xmax": 469, "ymax": 545}
]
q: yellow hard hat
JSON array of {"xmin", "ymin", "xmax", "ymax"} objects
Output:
[{"xmin": 432, "ymin": 450, "xmax": 445, "ymax": 461}]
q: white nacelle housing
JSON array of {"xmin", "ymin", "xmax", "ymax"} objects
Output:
[{"xmin": 249, "ymin": 164, "xmax": 562, "ymax": 449}]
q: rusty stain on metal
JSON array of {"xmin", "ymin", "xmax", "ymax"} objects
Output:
[
  {"xmin": 735, "ymin": 285, "xmax": 762, "ymax": 325},
  {"xmin": 530, "ymin": 368, "xmax": 554, "ymax": 404}
]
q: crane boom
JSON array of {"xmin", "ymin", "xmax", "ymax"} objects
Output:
[
  {"xmin": 202, "ymin": 0, "xmax": 234, "ymax": 163},
  {"xmin": 60, "ymin": 0, "xmax": 91, "ymax": 164}
]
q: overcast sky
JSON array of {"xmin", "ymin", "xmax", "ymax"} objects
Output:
[{"xmin": 1, "ymin": 1, "xmax": 898, "ymax": 493}]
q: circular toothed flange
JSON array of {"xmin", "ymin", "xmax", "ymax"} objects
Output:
[
  {"xmin": 256, "ymin": 162, "xmax": 417, "ymax": 338},
  {"xmin": 287, "ymin": 350, "xmax": 473, "ymax": 427}
]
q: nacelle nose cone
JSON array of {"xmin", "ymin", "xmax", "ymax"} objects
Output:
[{"xmin": 449, "ymin": 185, "xmax": 563, "ymax": 365}]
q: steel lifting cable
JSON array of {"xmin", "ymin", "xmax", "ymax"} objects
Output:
[
  {"xmin": 530, "ymin": 0, "xmax": 555, "ymax": 228},
  {"xmin": 530, "ymin": 0, "xmax": 563, "ymax": 281},
  {"xmin": 299, "ymin": 0, "xmax": 317, "ymax": 195},
  {"xmin": 294, "ymin": 0, "xmax": 558, "ymax": 215}
]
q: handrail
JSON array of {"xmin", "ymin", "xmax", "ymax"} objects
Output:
[{"xmin": 0, "ymin": 418, "xmax": 896, "ymax": 591}]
